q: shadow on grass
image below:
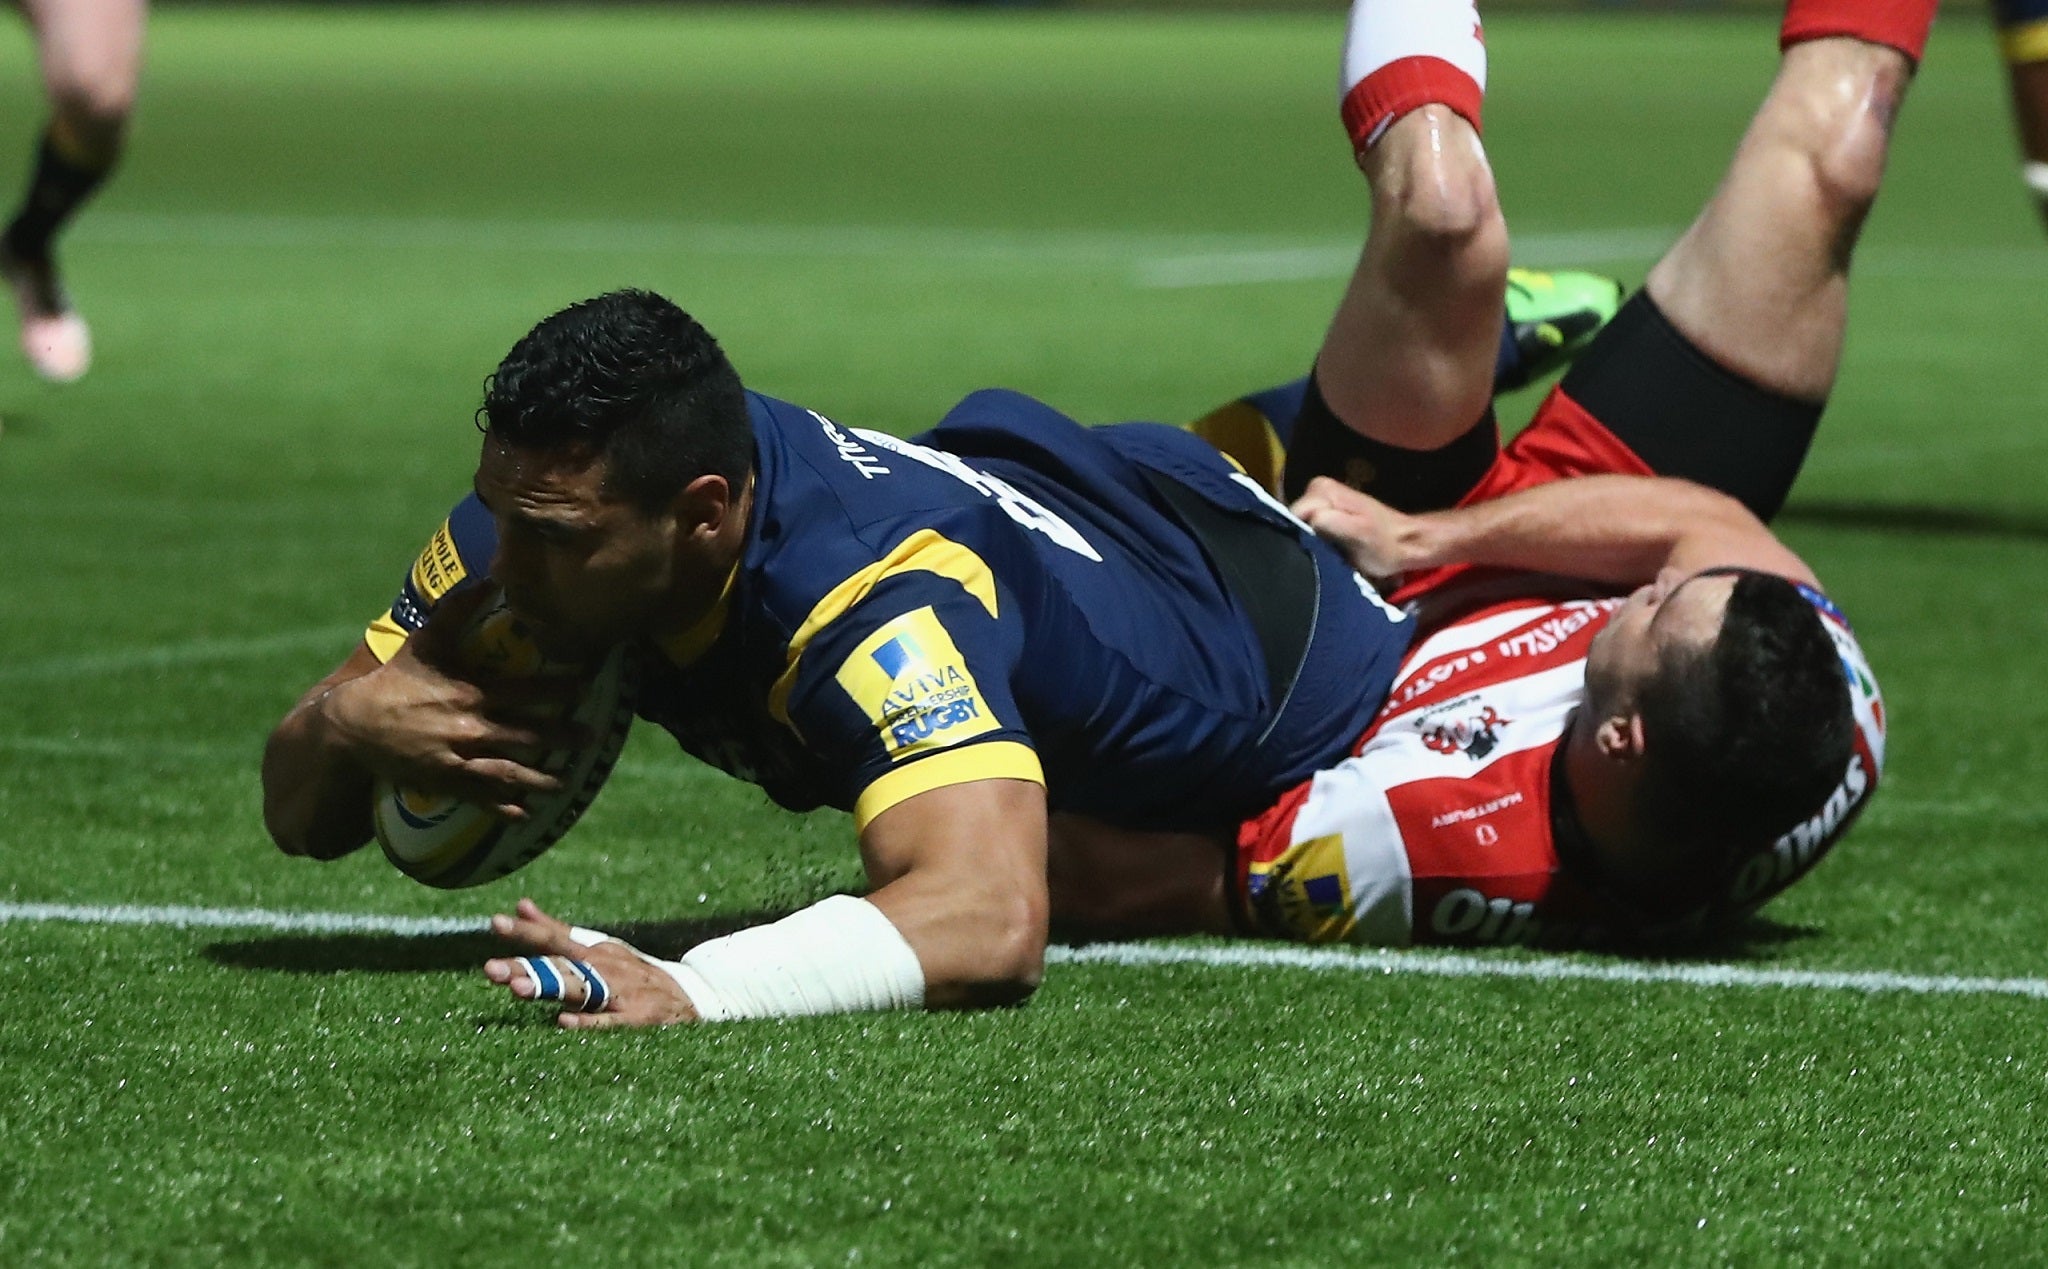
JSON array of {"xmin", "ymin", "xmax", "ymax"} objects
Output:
[
  {"xmin": 1629, "ymin": 913, "xmax": 1824, "ymax": 962},
  {"xmin": 203, "ymin": 903, "xmax": 1822, "ymax": 987},
  {"xmin": 201, "ymin": 911, "xmax": 799, "ymax": 976},
  {"xmin": 1780, "ymin": 500, "xmax": 2048, "ymax": 542},
  {"xmin": 1050, "ymin": 912, "xmax": 1824, "ymax": 962}
]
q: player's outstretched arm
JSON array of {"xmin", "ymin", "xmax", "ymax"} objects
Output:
[
  {"xmin": 260, "ymin": 643, "xmax": 384, "ymax": 859},
  {"xmin": 856, "ymin": 778, "xmax": 1050, "ymax": 1009},
  {"xmin": 261, "ymin": 592, "xmax": 570, "ymax": 860},
  {"xmin": 480, "ymin": 779, "xmax": 1048, "ymax": 1028},
  {"xmin": 1294, "ymin": 473, "xmax": 1819, "ymax": 591}
]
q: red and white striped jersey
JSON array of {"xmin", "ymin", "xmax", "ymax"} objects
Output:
[{"xmin": 1235, "ymin": 588, "xmax": 1887, "ymax": 948}]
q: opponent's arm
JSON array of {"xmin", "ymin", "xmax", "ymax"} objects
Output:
[{"xmin": 1293, "ymin": 472, "xmax": 1819, "ymax": 589}]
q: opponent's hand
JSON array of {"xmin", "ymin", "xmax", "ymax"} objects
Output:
[
  {"xmin": 484, "ymin": 898, "xmax": 700, "ymax": 1029},
  {"xmin": 321, "ymin": 589, "xmax": 581, "ymax": 818},
  {"xmin": 1292, "ymin": 476, "xmax": 1425, "ymax": 586}
]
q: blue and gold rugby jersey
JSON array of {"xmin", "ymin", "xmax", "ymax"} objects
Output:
[
  {"xmin": 1998, "ymin": 0, "xmax": 2048, "ymax": 63},
  {"xmin": 368, "ymin": 388, "xmax": 1414, "ymax": 833}
]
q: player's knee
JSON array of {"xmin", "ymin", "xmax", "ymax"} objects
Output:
[
  {"xmin": 48, "ymin": 73, "xmax": 136, "ymax": 150},
  {"xmin": 1795, "ymin": 57, "xmax": 1910, "ymax": 225},
  {"xmin": 1368, "ymin": 110, "xmax": 1502, "ymax": 254},
  {"xmin": 1374, "ymin": 159, "xmax": 1501, "ymax": 258}
]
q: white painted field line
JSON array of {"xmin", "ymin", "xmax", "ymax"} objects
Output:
[
  {"xmin": 0, "ymin": 735, "xmax": 247, "ymax": 762},
  {"xmin": 5, "ymin": 902, "xmax": 2044, "ymax": 1001},
  {"xmin": 75, "ymin": 211, "xmax": 2044, "ymax": 287},
  {"xmin": 0, "ymin": 624, "xmax": 359, "ymax": 684},
  {"xmin": 1137, "ymin": 226, "xmax": 1682, "ymax": 289},
  {"xmin": 77, "ymin": 210, "xmax": 1329, "ymax": 268},
  {"xmin": 74, "ymin": 209, "xmax": 1693, "ymax": 289},
  {"xmin": 1054, "ymin": 942, "xmax": 2048, "ymax": 1001},
  {"xmin": 0, "ymin": 903, "xmax": 485, "ymax": 938}
]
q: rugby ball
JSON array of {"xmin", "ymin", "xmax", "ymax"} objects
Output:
[{"xmin": 372, "ymin": 594, "xmax": 637, "ymax": 889}]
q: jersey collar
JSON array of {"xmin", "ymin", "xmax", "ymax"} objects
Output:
[
  {"xmin": 654, "ymin": 473, "xmax": 755, "ymax": 668},
  {"xmin": 656, "ymin": 557, "xmax": 741, "ymax": 668}
]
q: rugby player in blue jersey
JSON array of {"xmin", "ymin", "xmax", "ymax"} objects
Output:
[
  {"xmin": 1996, "ymin": 0, "xmax": 2048, "ymax": 228},
  {"xmin": 263, "ymin": 289, "xmax": 1424, "ymax": 1022}
]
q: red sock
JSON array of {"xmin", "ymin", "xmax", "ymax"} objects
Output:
[
  {"xmin": 1780, "ymin": 0, "xmax": 1937, "ymax": 67},
  {"xmin": 1339, "ymin": 0, "xmax": 1486, "ymax": 158},
  {"xmin": 1341, "ymin": 55, "xmax": 1485, "ymax": 157}
]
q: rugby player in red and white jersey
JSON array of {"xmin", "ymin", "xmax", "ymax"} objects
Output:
[
  {"xmin": 1239, "ymin": 475, "xmax": 1888, "ymax": 949},
  {"xmin": 1047, "ymin": 0, "xmax": 1922, "ymax": 951}
]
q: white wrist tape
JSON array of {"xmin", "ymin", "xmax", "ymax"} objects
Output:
[
  {"xmin": 654, "ymin": 895, "xmax": 926, "ymax": 1021},
  {"xmin": 2027, "ymin": 161, "xmax": 2048, "ymax": 199}
]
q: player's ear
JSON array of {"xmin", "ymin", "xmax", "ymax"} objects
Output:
[
  {"xmin": 672, "ymin": 472, "xmax": 733, "ymax": 537},
  {"xmin": 1593, "ymin": 712, "xmax": 1647, "ymax": 764}
]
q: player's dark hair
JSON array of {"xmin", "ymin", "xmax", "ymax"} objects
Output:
[
  {"xmin": 479, "ymin": 289, "xmax": 752, "ymax": 511},
  {"xmin": 1635, "ymin": 572, "xmax": 1855, "ymax": 889}
]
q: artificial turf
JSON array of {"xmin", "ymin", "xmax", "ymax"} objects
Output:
[{"xmin": 0, "ymin": 6, "xmax": 2044, "ymax": 1262}]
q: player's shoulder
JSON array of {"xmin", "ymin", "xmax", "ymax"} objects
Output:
[
  {"xmin": 389, "ymin": 493, "xmax": 496, "ymax": 632},
  {"xmin": 1378, "ymin": 593, "xmax": 1618, "ymax": 724},
  {"xmin": 740, "ymin": 392, "xmax": 997, "ymax": 633}
]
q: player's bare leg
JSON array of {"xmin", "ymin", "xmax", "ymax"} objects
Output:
[
  {"xmin": 1644, "ymin": 6, "xmax": 1932, "ymax": 405},
  {"xmin": 1996, "ymin": 0, "xmax": 2048, "ymax": 230},
  {"xmin": 1316, "ymin": 105, "xmax": 1508, "ymax": 458},
  {"xmin": 2, "ymin": 0, "xmax": 148, "ymax": 382},
  {"xmin": 1268, "ymin": 0, "xmax": 1512, "ymax": 508},
  {"xmin": 2013, "ymin": 63, "xmax": 2048, "ymax": 229}
]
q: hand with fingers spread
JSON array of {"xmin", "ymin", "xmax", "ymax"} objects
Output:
[
  {"xmin": 263, "ymin": 585, "xmax": 589, "ymax": 861},
  {"xmin": 484, "ymin": 898, "xmax": 699, "ymax": 1029},
  {"xmin": 323, "ymin": 590, "xmax": 582, "ymax": 819}
]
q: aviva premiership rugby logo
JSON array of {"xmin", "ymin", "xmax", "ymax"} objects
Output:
[{"xmin": 837, "ymin": 608, "xmax": 999, "ymax": 759}]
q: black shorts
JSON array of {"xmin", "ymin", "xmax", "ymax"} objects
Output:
[{"xmin": 1285, "ymin": 291, "xmax": 1824, "ymax": 523}]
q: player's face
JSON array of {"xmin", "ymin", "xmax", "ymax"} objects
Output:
[
  {"xmin": 1584, "ymin": 568, "xmax": 1736, "ymax": 713},
  {"xmin": 473, "ymin": 437, "xmax": 680, "ymax": 660}
]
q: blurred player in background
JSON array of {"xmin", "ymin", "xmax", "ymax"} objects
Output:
[
  {"xmin": 1996, "ymin": 0, "xmax": 2048, "ymax": 227},
  {"xmin": 2, "ymin": 0, "xmax": 144, "ymax": 381}
]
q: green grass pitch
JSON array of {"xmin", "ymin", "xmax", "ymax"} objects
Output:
[{"xmin": 1, "ymin": 5, "xmax": 2046, "ymax": 1262}]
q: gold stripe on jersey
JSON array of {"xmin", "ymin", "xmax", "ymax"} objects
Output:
[
  {"xmin": 365, "ymin": 611, "xmax": 409, "ymax": 664},
  {"xmin": 409, "ymin": 518, "xmax": 469, "ymax": 604},
  {"xmin": 2003, "ymin": 17, "xmax": 2048, "ymax": 64},
  {"xmin": 853, "ymin": 741, "xmax": 1045, "ymax": 831},
  {"xmin": 769, "ymin": 529, "xmax": 1000, "ymax": 727},
  {"xmin": 656, "ymin": 559, "xmax": 741, "ymax": 669}
]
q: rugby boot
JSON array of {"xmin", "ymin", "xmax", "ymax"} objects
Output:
[
  {"xmin": 1494, "ymin": 267, "xmax": 1623, "ymax": 393},
  {"xmin": 0, "ymin": 245, "xmax": 91, "ymax": 383}
]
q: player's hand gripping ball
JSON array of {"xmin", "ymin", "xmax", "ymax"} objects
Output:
[{"xmin": 372, "ymin": 592, "xmax": 636, "ymax": 888}]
